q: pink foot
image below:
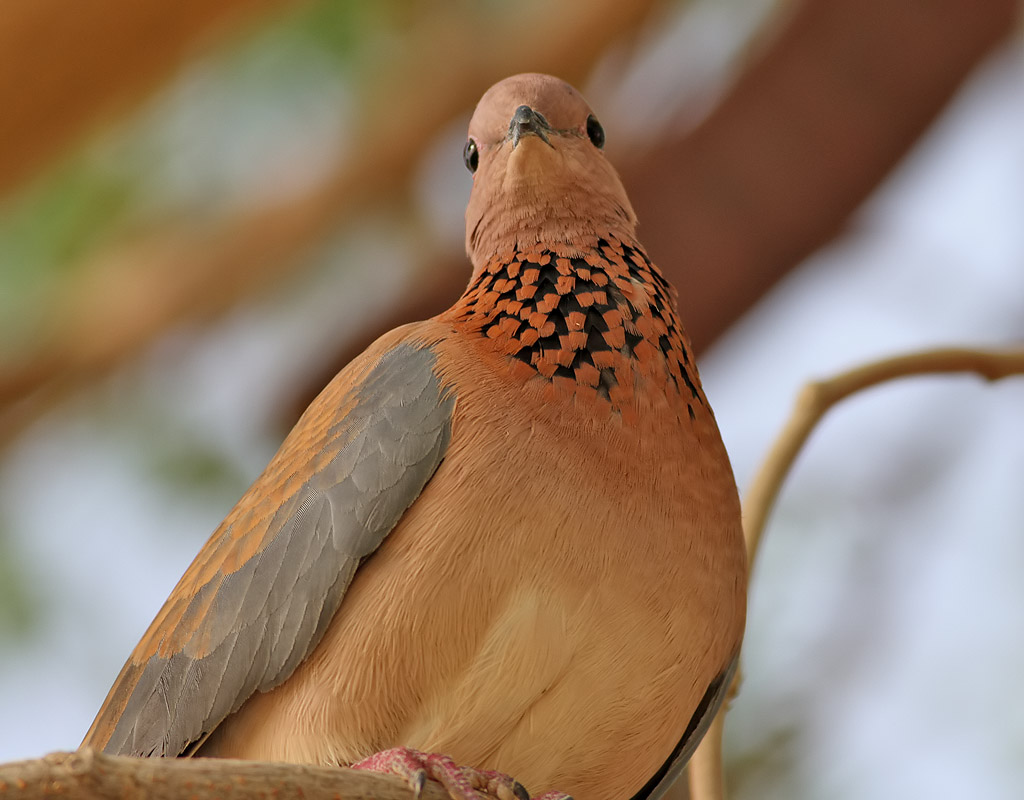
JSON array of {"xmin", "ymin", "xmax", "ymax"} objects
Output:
[{"xmin": 350, "ymin": 747, "xmax": 569, "ymax": 800}]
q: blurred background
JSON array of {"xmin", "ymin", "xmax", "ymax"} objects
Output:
[{"xmin": 0, "ymin": 1, "xmax": 1022, "ymax": 798}]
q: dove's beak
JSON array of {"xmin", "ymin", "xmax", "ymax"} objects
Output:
[{"xmin": 507, "ymin": 105, "xmax": 553, "ymax": 149}]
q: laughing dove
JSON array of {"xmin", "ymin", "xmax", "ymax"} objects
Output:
[{"xmin": 83, "ymin": 73, "xmax": 746, "ymax": 800}]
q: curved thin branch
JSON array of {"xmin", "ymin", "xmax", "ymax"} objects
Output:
[
  {"xmin": 688, "ymin": 345, "xmax": 1024, "ymax": 800},
  {"xmin": 742, "ymin": 347, "xmax": 1024, "ymax": 563}
]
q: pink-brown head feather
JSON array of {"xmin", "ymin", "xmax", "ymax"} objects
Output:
[{"xmin": 464, "ymin": 73, "xmax": 637, "ymax": 274}]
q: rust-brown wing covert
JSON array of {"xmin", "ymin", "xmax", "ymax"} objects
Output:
[{"xmin": 83, "ymin": 335, "xmax": 455, "ymax": 757}]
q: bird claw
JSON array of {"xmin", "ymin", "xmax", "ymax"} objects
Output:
[
  {"xmin": 350, "ymin": 747, "xmax": 539, "ymax": 800},
  {"xmin": 474, "ymin": 769, "xmax": 531, "ymax": 800}
]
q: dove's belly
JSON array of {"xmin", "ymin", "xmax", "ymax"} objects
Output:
[{"xmin": 202, "ymin": 348, "xmax": 746, "ymax": 800}]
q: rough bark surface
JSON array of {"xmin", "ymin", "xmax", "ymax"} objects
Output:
[{"xmin": 0, "ymin": 750, "xmax": 444, "ymax": 800}]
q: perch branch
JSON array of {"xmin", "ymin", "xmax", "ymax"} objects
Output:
[
  {"xmin": 0, "ymin": 748, "xmax": 449, "ymax": 800},
  {"xmin": 688, "ymin": 345, "xmax": 1024, "ymax": 800}
]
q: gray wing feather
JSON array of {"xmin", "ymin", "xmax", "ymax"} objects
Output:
[{"xmin": 101, "ymin": 342, "xmax": 454, "ymax": 757}]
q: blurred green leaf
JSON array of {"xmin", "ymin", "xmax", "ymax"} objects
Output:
[
  {"xmin": 142, "ymin": 435, "xmax": 251, "ymax": 498},
  {"xmin": 0, "ymin": 153, "xmax": 145, "ymax": 353},
  {"xmin": 0, "ymin": 158, "xmax": 140, "ymax": 283},
  {"xmin": 279, "ymin": 0, "xmax": 401, "ymax": 63}
]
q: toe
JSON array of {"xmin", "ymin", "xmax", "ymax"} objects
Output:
[{"xmin": 473, "ymin": 769, "xmax": 531, "ymax": 800}]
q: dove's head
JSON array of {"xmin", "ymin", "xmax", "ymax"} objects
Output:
[{"xmin": 464, "ymin": 73, "xmax": 637, "ymax": 272}]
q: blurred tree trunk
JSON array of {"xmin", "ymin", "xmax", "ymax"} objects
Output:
[{"xmin": 641, "ymin": 0, "xmax": 1021, "ymax": 353}]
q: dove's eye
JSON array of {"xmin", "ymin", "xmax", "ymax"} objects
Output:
[
  {"xmin": 586, "ymin": 115, "xmax": 605, "ymax": 149},
  {"xmin": 463, "ymin": 139, "xmax": 479, "ymax": 173}
]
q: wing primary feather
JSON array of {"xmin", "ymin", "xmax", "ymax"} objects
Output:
[{"xmin": 628, "ymin": 657, "xmax": 738, "ymax": 800}]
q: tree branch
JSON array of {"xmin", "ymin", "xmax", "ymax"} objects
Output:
[
  {"xmin": 687, "ymin": 346, "xmax": 1024, "ymax": 800},
  {"xmin": 742, "ymin": 347, "xmax": 1024, "ymax": 564},
  {"xmin": 0, "ymin": 748, "xmax": 447, "ymax": 800}
]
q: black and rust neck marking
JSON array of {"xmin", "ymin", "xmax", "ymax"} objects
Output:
[{"xmin": 451, "ymin": 238, "xmax": 704, "ymax": 416}]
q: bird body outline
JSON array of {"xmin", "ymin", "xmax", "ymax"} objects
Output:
[{"xmin": 83, "ymin": 74, "xmax": 746, "ymax": 800}]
